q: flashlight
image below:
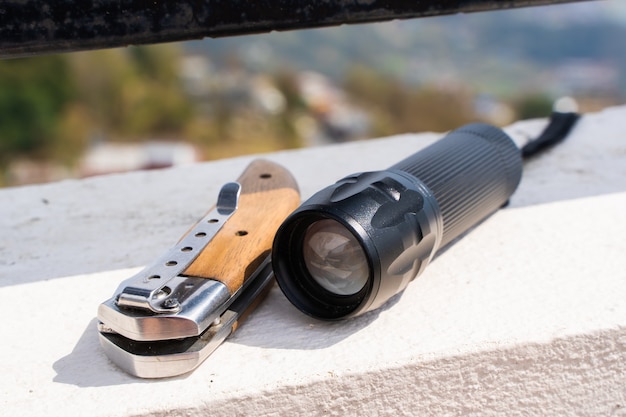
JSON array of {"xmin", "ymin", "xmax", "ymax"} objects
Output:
[{"xmin": 272, "ymin": 123, "xmax": 523, "ymax": 320}]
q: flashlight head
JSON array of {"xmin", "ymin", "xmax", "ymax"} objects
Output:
[{"xmin": 272, "ymin": 171, "xmax": 442, "ymax": 319}]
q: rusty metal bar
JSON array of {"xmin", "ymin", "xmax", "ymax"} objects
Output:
[{"xmin": 0, "ymin": 0, "xmax": 592, "ymax": 58}]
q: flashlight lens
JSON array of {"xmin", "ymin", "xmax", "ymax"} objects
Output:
[{"xmin": 302, "ymin": 219, "xmax": 369, "ymax": 295}]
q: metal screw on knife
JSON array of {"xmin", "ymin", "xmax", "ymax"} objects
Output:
[{"xmin": 162, "ymin": 298, "xmax": 180, "ymax": 310}]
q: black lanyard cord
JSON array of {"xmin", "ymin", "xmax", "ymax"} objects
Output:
[{"xmin": 521, "ymin": 111, "xmax": 581, "ymax": 159}]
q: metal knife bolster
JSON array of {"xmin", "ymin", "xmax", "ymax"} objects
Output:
[
  {"xmin": 97, "ymin": 159, "xmax": 301, "ymax": 342},
  {"xmin": 98, "ymin": 182, "xmax": 241, "ymax": 341},
  {"xmin": 97, "ymin": 257, "xmax": 276, "ymax": 378}
]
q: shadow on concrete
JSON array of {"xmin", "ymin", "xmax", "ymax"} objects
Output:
[
  {"xmin": 52, "ymin": 318, "xmax": 190, "ymax": 387},
  {"xmin": 228, "ymin": 285, "xmax": 403, "ymax": 351},
  {"xmin": 51, "ymin": 290, "xmax": 398, "ymax": 386}
]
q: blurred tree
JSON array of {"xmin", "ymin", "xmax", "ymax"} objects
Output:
[
  {"xmin": 70, "ymin": 44, "xmax": 193, "ymax": 140},
  {"xmin": 68, "ymin": 49, "xmax": 134, "ymax": 140},
  {"xmin": 344, "ymin": 65, "xmax": 477, "ymax": 135},
  {"xmin": 124, "ymin": 45, "xmax": 194, "ymax": 136},
  {"xmin": 0, "ymin": 55, "xmax": 74, "ymax": 167},
  {"xmin": 272, "ymin": 70, "xmax": 305, "ymax": 148},
  {"xmin": 514, "ymin": 93, "xmax": 553, "ymax": 120}
]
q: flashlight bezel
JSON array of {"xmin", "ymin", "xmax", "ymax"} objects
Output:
[{"xmin": 272, "ymin": 209, "xmax": 380, "ymax": 320}]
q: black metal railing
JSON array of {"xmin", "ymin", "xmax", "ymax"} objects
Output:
[{"xmin": 0, "ymin": 0, "xmax": 592, "ymax": 58}]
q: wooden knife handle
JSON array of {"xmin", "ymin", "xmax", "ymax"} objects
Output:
[{"xmin": 183, "ymin": 159, "xmax": 300, "ymax": 293}]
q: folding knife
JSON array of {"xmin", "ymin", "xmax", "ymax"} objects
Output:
[{"xmin": 97, "ymin": 159, "xmax": 300, "ymax": 378}]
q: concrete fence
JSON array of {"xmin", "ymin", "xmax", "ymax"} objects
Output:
[{"xmin": 1, "ymin": 106, "xmax": 625, "ymax": 416}]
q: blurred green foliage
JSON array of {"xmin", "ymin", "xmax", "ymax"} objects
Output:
[
  {"xmin": 70, "ymin": 45, "xmax": 193, "ymax": 139},
  {"xmin": 0, "ymin": 47, "xmax": 512, "ymax": 186},
  {"xmin": 0, "ymin": 40, "xmax": 609, "ymax": 187},
  {"xmin": 0, "ymin": 44, "xmax": 197, "ymax": 183},
  {"xmin": 514, "ymin": 93, "xmax": 554, "ymax": 120},
  {"xmin": 344, "ymin": 65, "xmax": 477, "ymax": 136},
  {"xmin": 0, "ymin": 55, "xmax": 74, "ymax": 165}
]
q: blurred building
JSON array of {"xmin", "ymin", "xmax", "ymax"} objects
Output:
[
  {"xmin": 553, "ymin": 60, "xmax": 620, "ymax": 96},
  {"xmin": 79, "ymin": 141, "xmax": 201, "ymax": 178}
]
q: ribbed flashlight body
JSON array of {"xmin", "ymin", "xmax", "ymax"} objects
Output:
[{"xmin": 390, "ymin": 123, "xmax": 522, "ymax": 248}]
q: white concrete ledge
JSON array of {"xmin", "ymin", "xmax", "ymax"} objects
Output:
[{"xmin": 2, "ymin": 106, "xmax": 626, "ymax": 416}]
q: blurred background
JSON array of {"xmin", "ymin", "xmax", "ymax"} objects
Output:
[{"xmin": 1, "ymin": 0, "xmax": 624, "ymax": 187}]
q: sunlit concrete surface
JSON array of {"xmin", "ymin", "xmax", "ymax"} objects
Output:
[{"xmin": 1, "ymin": 106, "xmax": 625, "ymax": 416}]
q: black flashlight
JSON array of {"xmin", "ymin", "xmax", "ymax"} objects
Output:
[{"xmin": 272, "ymin": 123, "xmax": 523, "ymax": 320}]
